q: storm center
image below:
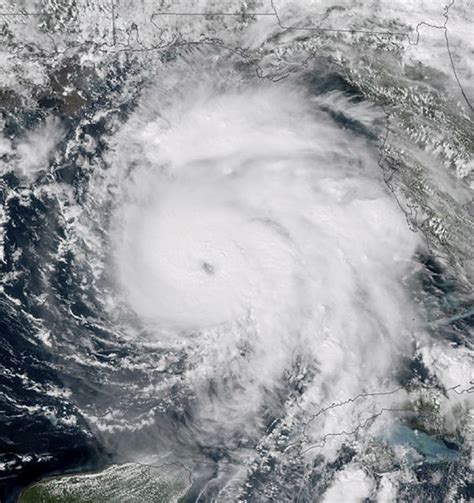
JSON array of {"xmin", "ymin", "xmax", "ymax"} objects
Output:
[{"xmin": 201, "ymin": 261, "xmax": 215, "ymax": 275}]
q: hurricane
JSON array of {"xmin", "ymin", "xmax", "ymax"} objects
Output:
[
  {"xmin": 93, "ymin": 47, "xmax": 423, "ymax": 496},
  {"xmin": 1, "ymin": 1, "xmax": 472, "ymax": 501}
]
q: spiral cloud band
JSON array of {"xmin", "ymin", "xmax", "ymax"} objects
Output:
[
  {"xmin": 1, "ymin": 0, "xmax": 473, "ymax": 498},
  {"xmin": 107, "ymin": 48, "xmax": 421, "ymax": 480}
]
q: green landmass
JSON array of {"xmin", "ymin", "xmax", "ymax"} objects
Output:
[{"xmin": 20, "ymin": 462, "xmax": 191, "ymax": 503}]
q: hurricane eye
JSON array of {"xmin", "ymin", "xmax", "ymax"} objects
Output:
[{"xmin": 201, "ymin": 261, "xmax": 215, "ymax": 275}]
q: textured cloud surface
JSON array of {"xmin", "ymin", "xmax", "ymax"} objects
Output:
[
  {"xmin": 103, "ymin": 50, "xmax": 422, "ymax": 474},
  {"xmin": 1, "ymin": 0, "xmax": 471, "ymax": 500}
]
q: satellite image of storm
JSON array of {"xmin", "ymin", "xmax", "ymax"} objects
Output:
[{"xmin": 0, "ymin": 0, "xmax": 473, "ymax": 501}]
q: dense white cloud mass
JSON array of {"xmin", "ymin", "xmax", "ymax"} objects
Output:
[
  {"xmin": 0, "ymin": 116, "xmax": 64, "ymax": 180},
  {"xmin": 322, "ymin": 464, "xmax": 374, "ymax": 502},
  {"xmin": 105, "ymin": 50, "xmax": 422, "ymax": 464}
]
